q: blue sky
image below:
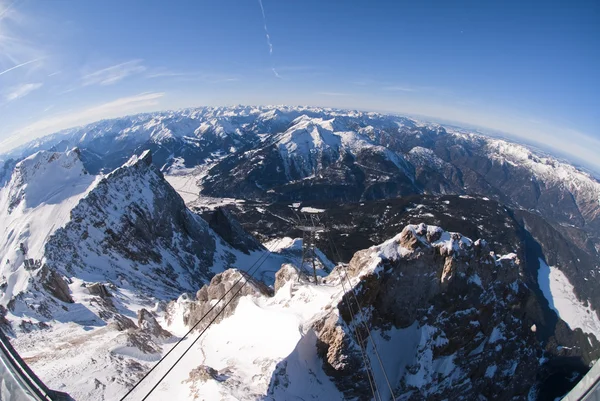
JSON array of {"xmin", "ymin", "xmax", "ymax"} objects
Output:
[{"xmin": 0, "ymin": 0, "xmax": 598, "ymax": 168}]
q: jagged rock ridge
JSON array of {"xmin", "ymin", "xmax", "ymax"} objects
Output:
[{"xmin": 158, "ymin": 224, "xmax": 597, "ymax": 401}]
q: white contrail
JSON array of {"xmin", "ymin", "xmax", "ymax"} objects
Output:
[
  {"xmin": 265, "ymin": 32, "xmax": 273, "ymax": 55},
  {"xmin": 257, "ymin": 0, "xmax": 280, "ymax": 78},
  {"xmin": 258, "ymin": 0, "xmax": 273, "ymax": 55},
  {"xmin": 0, "ymin": 0, "xmax": 18, "ymax": 20},
  {"xmin": 0, "ymin": 58, "xmax": 39, "ymax": 77}
]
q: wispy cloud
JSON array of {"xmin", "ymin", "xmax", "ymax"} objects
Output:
[
  {"xmin": 382, "ymin": 85, "xmax": 417, "ymax": 92},
  {"xmin": 146, "ymin": 71, "xmax": 192, "ymax": 79},
  {"xmin": 146, "ymin": 69, "xmax": 241, "ymax": 83},
  {"xmin": 0, "ymin": 1, "xmax": 45, "ymax": 71},
  {"xmin": 5, "ymin": 82, "xmax": 41, "ymax": 100},
  {"xmin": 0, "ymin": 92, "xmax": 164, "ymax": 151},
  {"xmin": 317, "ymin": 91, "xmax": 353, "ymax": 97},
  {"xmin": 272, "ymin": 68, "xmax": 281, "ymax": 79},
  {"xmin": 82, "ymin": 60, "xmax": 146, "ymax": 86},
  {"xmin": 0, "ymin": 58, "xmax": 40, "ymax": 77},
  {"xmin": 206, "ymin": 76, "xmax": 240, "ymax": 83},
  {"xmin": 0, "ymin": 0, "xmax": 18, "ymax": 20}
]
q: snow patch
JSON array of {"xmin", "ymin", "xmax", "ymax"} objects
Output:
[{"xmin": 538, "ymin": 258, "xmax": 600, "ymax": 338}]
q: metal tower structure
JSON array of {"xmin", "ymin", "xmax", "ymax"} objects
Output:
[{"xmin": 296, "ymin": 213, "xmax": 324, "ymax": 284}]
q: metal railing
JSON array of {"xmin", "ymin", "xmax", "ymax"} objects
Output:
[
  {"xmin": 0, "ymin": 329, "xmax": 72, "ymax": 401},
  {"xmin": 563, "ymin": 360, "xmax": 600, "ymax": 401}
]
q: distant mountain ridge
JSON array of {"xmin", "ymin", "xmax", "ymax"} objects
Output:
[
  {"xmin": 0, "ymin": 106, "xmax": 599, "ymax": 399},
  {"xmin": 3, "ymin": 106, "xmax": 597, "ymax": 221},
  {"xmin": 2, "ymin": 106, "xmax": 598, "ymax": 273}
]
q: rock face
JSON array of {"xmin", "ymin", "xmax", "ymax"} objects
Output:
[
  {"xmin": 137, "ymin": 308, "xmax": 171, "ymax": 339},
  {"xmin": 0, "ymin": 149, "xmax": 277, "ymax": 395},
  {"xmin": 3, "ymin": 107, "xmax": 599, "ymax": 253},
  {"xmin": 225, "ymin": 195, "xmax": 600, "ymax": 334},
  {"xmin": 87, "ymin": 283, "xmax": 111, "ymax": 298},
  {"xmin": 311, "ymin": 224, "xmax": 597, "ymax": 400},
  {"xmin": 201, "ymin": 114, "xmax": 419, "ymax": 202},
  {"xmin": 37, "ymin": 265, "xmax": 74, "ymax": 304},
  {"xmin": 154, "ymin": 223, "xmax": 597, "ymax": 401},
  {"xmin": 274, "ymin": 263, "xmax": 303, "ymax": 292},
  {"xmin": 41, "ymin": 150, "xmax": 221, "ymax": 300},
  {"xmin": 166, "ymin": 269, "xmax": 273, "ymax": 332},
  {"xmin": 1, "ymin": 107, "xmax": 599, "ymax": 400},
  {"xmin": 201, "ymin": 207, "xmax": 264, "ymax": 254}
]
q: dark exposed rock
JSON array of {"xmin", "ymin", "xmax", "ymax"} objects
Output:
[
  {"xmin": 185, "ymin": 365, "xmax": 230, "ymax": 383},
  {"xmin": 0, "ymin": 305, "xmax": 12, "ymax": 333},
  {"xmin": 168, "ymin": 269, "xmax": 273, "ymax": 332},
  {"xmin": 137, "ymin": 308, "xmax": 171, "ymax": 339},
  {"xmin": 313, "ymin": 313, "xmax": 370, "ymax": 400},
  {"xmin": 87, "ymin": 283, "xmax": 111, "ymax": 298},
  {"xmin": 201, "ymin": 207, "xmax": 263, "ymax": 254},
  {"xmin": 123, "ymin": 330, "xmax": 162, "ymax": 355},
  {"xmin": 42, "ymin": 150, "xmax": 219, "ymax": 300},
  {"xmin": 312, "ymin": 223, "xmax": 593, "ymax": 400},
  {"xmin": 225, "ymin": 195, "xmax": 600, "ymax": 320},
  {"xmin": 109, "ymin": 314, "xmax": 137, "ymax": 331},
  {"xmin": 37, "ymin": 265, "xmax": 73, "ymax": 303}
]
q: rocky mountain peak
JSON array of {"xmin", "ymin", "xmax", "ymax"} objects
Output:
[
  {"xmin": 308, "ymin": 223, "xmax": 589, "ymax": 400},
  {"xmin": 40, "ymin": 151, "xmax": 220, "ymax": 302},
  {"xmin": 123, "ymin": 149, "xmax": 153, "ymax": 168},
  {"xmin": 5, "ymin": 149, "xmax": 88, "ymax": 212},
  {"xmin": 165, "ymin": 269, "xmax": 273, "ymax": 333}
]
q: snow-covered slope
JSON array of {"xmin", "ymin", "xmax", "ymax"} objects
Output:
[
  {"xmin": 0, "ymin": 172, "xmax": 596, "ymax": 401},
  {"xmin": 0, "ymin": 106, "xmax": 599, "ymax": 399},
  {"xmin": 0, "ymin": 149, "xmax": 98, "ymax": 304},
  {"xmin": 273, "ymin": 114, "xmax": 412, "ymax": 180},
  {"xmin": 3, "ymin": 106, "xmax": 599, "ymax": 228},
  {"xmin": 484, "ymin": 138, "xmax": 600, "ymax": 224},
  {"xmin": 113, "ymin": 223, "xmax": 592, "ymax": 401},
  {"xmin": 538, "ymin": 258, "xmax": 600, "ymax": 338},
  {"xmin": 0, "ymin": 149, "xmax": 297, "ymax": 400}
]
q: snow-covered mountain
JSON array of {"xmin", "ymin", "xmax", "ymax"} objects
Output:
[
  {"xmin": 0, "ymin": 149, "xmax": 98, "ymax": 305},
  {"xmin": 112, "ymin": 222, "xmax": 598, "ymax": 401},
  {"xmin": 2, "ymin": 106, "xmax": 599, "ymax": 234},
  {"xmin": 1, "ymin": 106, "xmax": 599, "ymax": 400},
  {"xmin": 0, "ymin": 149, "xmax": 297, "ymax": 399}
]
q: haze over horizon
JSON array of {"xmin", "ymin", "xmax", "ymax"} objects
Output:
[{"xmin": 0, "ymin": 0, "xmax": 598, "ymax": 170}]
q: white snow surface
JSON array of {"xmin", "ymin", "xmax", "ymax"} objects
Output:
[
  {"xmin": 357, "ymin": 223, "xmax": 476, "ymax": 278},
  {"xmin": 0, "ymin": 150, "xmax": 99, "ymax": 304},
  {"xmin": 538, "ymin": 258, "xmax": 600, "ymax": 339},
  {"xmin": 4, "ymin": 219, "xmax": 495, "ymax": 400},
  {"xmin": 119, "ymin": 277, "xmax": 347, "ymax": 401},
  {"xmin": 299, "ymin": 206, "xmax": 325, "ymax": 213},
  {"xmin": 407, "ymin": 146, "xmax": 452, "ymax": 170},
  {"xmin": 0, "ymin": 150, "xmax": 296, "ymax": 400},
  {"xmin": 484, "ymin": 138, "xmax": 600, "ymax": 214},
  {"xmin": 164, "ymin": 174, "xmax": 201, "ymax": 204},
  {"xmin": 0, "ymin": 122, "xmax": 598, "ymax": 400}
]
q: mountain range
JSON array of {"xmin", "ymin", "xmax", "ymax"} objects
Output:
[{"xmin": 0, "ymin": 106, "xmax": 599, "ymax": 400}]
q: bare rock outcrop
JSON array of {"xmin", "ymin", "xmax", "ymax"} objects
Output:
[
  {"xmin": 137, "ymin": 308, "xmax": 171, "ymax": 339},
  {"xmin": 168, "ymin": 269, "xmax": 274, "ymax": 332},
  {"xmin": 274, "ymin": 263, "xmax": 304, "ymax": 292},
  {"xmin": 313, "ymin": 223, "xmax": 582, "ymax": 400},
  {"xmin": 37, "ymin": 265, "xmax": 73, "ymax": 304}
]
